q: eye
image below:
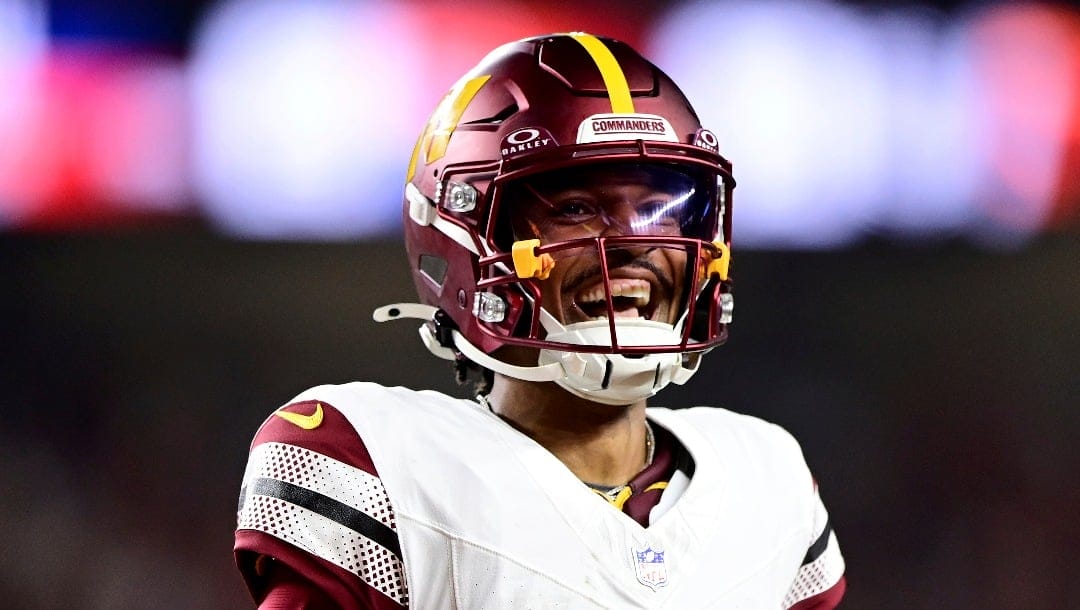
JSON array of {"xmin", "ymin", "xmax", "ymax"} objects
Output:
[{"xmin": 551, "ymin": 199, "xmax": 598, "ymax": 221}]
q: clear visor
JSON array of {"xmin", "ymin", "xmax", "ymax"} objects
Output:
[
  {"xmin": 497, "ymin": 162, "xmax": 719, "ymax": 248},
  {"xmin": 477, "ymin": 162, "xmax": 727, "ymax": 354}
]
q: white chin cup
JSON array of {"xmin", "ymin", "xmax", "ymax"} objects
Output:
[
  {"xmin": 373, "ymin": 303, "xmax": 702, "ymax": 406},
  {"xmin": 536, "ymin": 313, "xmax": 700, "ymax": 406}
]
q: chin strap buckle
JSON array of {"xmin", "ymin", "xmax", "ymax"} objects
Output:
[{"xmin": 431, "ymin": 308, "xmax": 458, "ymax": 349}]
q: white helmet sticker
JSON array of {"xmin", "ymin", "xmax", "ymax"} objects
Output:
[
  {"xmin": 576, "ymin": 113, "xmax": 679, "ymax": 144},
  {"xmin": 693, "ymin": 128, "xmax": 720, "ymax": 153},
  {"xmin": 501, "ymin": 127, "xmax": 557, "ymax": 158}
]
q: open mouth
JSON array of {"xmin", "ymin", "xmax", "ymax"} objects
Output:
[{"xmin": 575, "ymin": 278, "xmax": 659, "ymax": 321}]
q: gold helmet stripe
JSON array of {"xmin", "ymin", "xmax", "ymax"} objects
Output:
[
  {"xmin": 406, "ymin": 74, "xmax": 491, "ymax": 182},
  {"xmin": 568, "ymin": 33, "xmax": 635, "ymax": 114}
]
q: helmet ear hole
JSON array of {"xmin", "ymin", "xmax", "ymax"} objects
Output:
[{"xmin": 419, "ymin": 254, "xmax": 449, "ymax": 287}]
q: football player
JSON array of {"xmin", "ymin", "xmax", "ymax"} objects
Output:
[{"xmin": 235, "ymin": 33, "xmax": 846, "ymax": 608}]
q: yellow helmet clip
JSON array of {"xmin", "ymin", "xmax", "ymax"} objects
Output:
[
  {"xmin": 512, "ymin": 239, "xmax": 556, "ymax": 280},
  {"xmin": 706, "ymin": 241, "xmax": 730, "ymax": 281}
]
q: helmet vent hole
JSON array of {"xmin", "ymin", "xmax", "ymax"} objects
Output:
[
  {"xmin": 419, "ymin": 254, "xmax": 448, "ymax": 286},
  {"xmin": 462, "ymin": 103, "xmax": 519, "ymax": 126}
]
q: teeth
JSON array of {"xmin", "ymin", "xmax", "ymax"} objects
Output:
[
  {"xmin": 577, "ymin": 279, "xmax": 651, "ymax": 307},
  {"xmin": 577, "ymin": 279, "xmax": 653, "ymax": 321}
]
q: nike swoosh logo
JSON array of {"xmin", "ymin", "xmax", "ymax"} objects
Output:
[{"xmin": 274, "ymin": 402, "xmax": 324, "ymax": 430}]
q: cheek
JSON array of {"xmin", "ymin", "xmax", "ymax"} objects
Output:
[
  {"xmin": 536, "ymin": 271, "xmax": 566, "ymax": 313},
  {"xmin": 536, "ymin": 259, "xmax": 584, "ymax": 320},
  {"xmin": 664, "ymin": 251, "xmax": 690, "ymax": 305},
  {"xmin": 661, "ymin": 250, "xmax": 688, "ymax": 279}
]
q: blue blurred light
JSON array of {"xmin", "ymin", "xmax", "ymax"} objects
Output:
[
  {"xmin": 866, "ymin": 7, "xmax": 983, "ymax": 239},
  {"xmin": 0, "ymin": 0, "xmax": 47, "ymax": 227},
  {"xmin": 189, "ymin": 0, "xmax": 426, "ymax": 239},
  {"xmin": 649, "ymin": 0, "xmax": 898, "ymax": 248}
]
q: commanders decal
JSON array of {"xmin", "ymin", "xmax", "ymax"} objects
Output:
[{"xmin": 576, "ymin": 113, "xmax": 679, "ymax": 144}]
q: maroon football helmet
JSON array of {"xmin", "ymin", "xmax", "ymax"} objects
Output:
[{"xmin": 375, "ymin": 33, "xmax": 735, "ymax": 404}]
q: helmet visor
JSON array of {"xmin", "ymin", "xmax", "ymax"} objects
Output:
[{"xmin": 497, "ymin": 162, "xmax": 720, "ymax": 248}]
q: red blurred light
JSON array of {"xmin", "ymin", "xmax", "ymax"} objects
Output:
[
  {"xmin": 970, "ymin": 4, "xmax": 1080, "ymax": 231},
  {"xmin": 0, "ymin": 45, "xmax": 187, "ymax": 230}
]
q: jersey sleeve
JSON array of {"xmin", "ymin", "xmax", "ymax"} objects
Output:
[
  {"xmin": 782, "ymin": 481, "xmax": 846, "ymax": 609},
  {"xmin": 234, "ymin": 398, "xmax": 409, "ymax": 609}
]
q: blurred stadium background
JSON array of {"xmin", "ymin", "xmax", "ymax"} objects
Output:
[{"xmin": 1, "ymin": 0, "xmax": 1077, "ymax": 607}]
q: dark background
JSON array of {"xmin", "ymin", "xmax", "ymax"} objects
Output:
[{"xmin": 2, "ymin": 229, "xmax": 1076, "ymax": 608}]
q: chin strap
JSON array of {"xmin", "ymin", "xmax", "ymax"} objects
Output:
[
  {"xmin": 373, "ymin": 303, "xmax": 564, "ymax": 382},
  {"xmin": 373, "ymin": 303, "xmax": 702, "ymax": 405}
]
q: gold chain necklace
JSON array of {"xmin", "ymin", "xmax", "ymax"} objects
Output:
[{"xmin": 477, "ymin": 393, "xmax": 656, "ymax": 508}]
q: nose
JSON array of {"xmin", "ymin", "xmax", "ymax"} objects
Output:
[
  {"xmin": 597, "ymin": 200, "xmax": 640, "ymax": 237},
  {"xmin": 596, "ymin": 201, "xmax": 657, "ymax": 266}
]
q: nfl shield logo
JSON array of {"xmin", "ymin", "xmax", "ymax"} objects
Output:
[{"xmin": 632, "ymin": 544, "xmax": 669, "ymax": 591}]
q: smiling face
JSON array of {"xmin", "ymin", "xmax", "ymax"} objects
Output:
[{"xmin": 504, "ymin": 163, "xmax": 713, "ymax": 328}]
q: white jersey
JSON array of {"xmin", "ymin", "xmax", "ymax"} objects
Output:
[{"xmin": 235, "ymin": 382, "xmax": 845, "ymax": 609}]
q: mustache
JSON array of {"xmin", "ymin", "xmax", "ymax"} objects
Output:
[{"xmin": 563, "ymin": 249, "xmax": 675, "ymax": 296}]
